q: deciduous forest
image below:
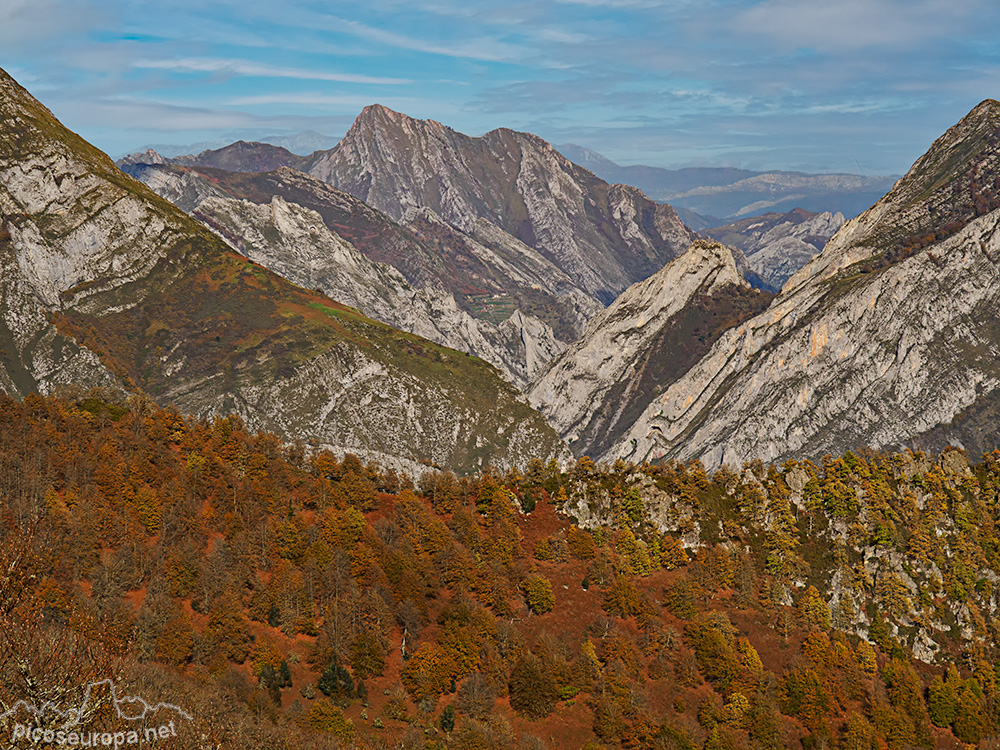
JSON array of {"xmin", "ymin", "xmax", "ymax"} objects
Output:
[{"xmin": 3, "ymin": 392, "xmax": 1000, "ymax": 749}]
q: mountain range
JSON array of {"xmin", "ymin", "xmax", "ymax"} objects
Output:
[
  {"xmin": 704, "ymin": 208, "xmax": 846, "ymax": 290},
  {"xmin": 8, "ymin": 63, "xmax": 1000, "ymax": 750},
  {"xmin": 0, "ymin": 67, "xmax": 565, "ymax": 473},
  {"xmin": 307, "ymin": 104, "xmax": 698, "ymax": 307},
  {"xmin": 10, "ymin": 65, "xmax": 1000, "ymax": 478},
  {"xmin": 556, "ymin": 143, "xmax": 897, "ymax": 221},
  {"xmin": 599, "ymin": 99, "xmax": 1000, "ymax": 467},
  {"xmin": 119, "ymin": 129, "xmax": 338, "ymax": 160},
  {"xmin": 118, "ymin": 162, "xmax": 567, "ymax": 387}
]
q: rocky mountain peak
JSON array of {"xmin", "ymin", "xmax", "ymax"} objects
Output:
[
  {"xmin": 357, "ymin": 102, "xmax": 407, "ymax": 122},
  {"xmin": 306, "ymin": 104, "xmax": 698, "ymax": 305},
  {"xmin": 0, "ymin": 65, "xmax": 569, "ymax": 472},
  {"xmin": 605, "ymin": 99, "xmax": 1000, "ymax": 469},
  {"xmin": 351, "ymin": 103, "xmax": 451, "ymax": 140},
  {"xmin": 787, "ymin": 99, "xmax": 1000, "ymax": 288},
  {"xmin": 671, "ymin": 239, "xmax": 745, "ymax": 290},
  {"xmin": 528, "ymin": 238, "xmax": 771, "ymax": 456},
  {"xmin": 117, "ymin": 148, "xmax": 167, "ymax": 167},
  {"xmin": 888, "ymin": 97, "xmax": 1000, "ymax": 209}
]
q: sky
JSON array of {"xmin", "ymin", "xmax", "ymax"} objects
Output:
[{"xmin": 1, "ymin": 0, "xmax": 998, "ymax": 174}]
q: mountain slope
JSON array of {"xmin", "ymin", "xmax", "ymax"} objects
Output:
[
  {"xmin": 607, "ymin": 99, "xmax": 1000, "ymax": 468},
  {"xmin": 8, "ymin": 393, "xmax": 1000, "ymax": 749},
  {"xmin": 120, "ymin": 163, "xmax": 444, "ymax": 280},
  {"xmin": 307, "ymin": 105, "xmax": 698, "ymax": 305},
  {"xmin": 122, "ymin": 163, "xmax": 565, "ymax": 385},
  {"xmin": 124, "ymin": 162, "xmax": 602, "ymax": 343},
  {"xmin": 0, "ymin": 66, "xmax": 567, "ymax": 472},
  {"xmin": 192, "ymin": 193, "xmax": 564, "ymax": 387},
  {"xmin": 528, "ymin": 241, "xmax": 773, "ymax": 456},
  {"xmin": 705, "ymin": 208, "xmax": 845, "ymax": 289}
]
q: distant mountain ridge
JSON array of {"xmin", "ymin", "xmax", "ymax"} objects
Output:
[
  {"xmin": 704, "ymin": 208, "xmax": 845, "ymax": 289},
  {"xmin": 118, "ymin": 141, "xmax": 308, "ymax": 173},
  {"xmin": 305, "ymin": 104, "xmax": 699, "ymax": 307},
  {"xmin": 556, "ymin": 143, "xmax": 897, "ymax": 220},
  {"xmin": 119, "ymin": 129, "xmax": 338, "ymax": 159}
]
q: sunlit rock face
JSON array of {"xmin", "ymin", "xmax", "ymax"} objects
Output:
[{"xmin": 608, "ymin": 100, "xmax": 1000, "ymax": 468}]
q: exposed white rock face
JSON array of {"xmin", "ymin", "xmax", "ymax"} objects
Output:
[
  {"xmin": 610, "ymin": 209, "xmax": 1000, "ymax": 468},
  {"xmin": 0, "ymin": 66, "xmax": 571, "ymax": 472},
  {"xmin": 605, "ymin": 100, "xmax": 1000, "ymax": 468},
  {"xmin": 404, "ymin": 208, "xmax": 605, "ymax": 338},
  {"xmin": 122, "ymin": 160, "xmax": 574, "ymax": 387},
  {"xmin": 306, "ymin": 104, "xmax": 698, "ymax": 304},
  {"xmin": 121, "ymin": 162, "xmax": 232, "ymax": 211},
  {"xmin": 739, "ymin": 211, "xmax": 845, "ymax": 289},
  {"xmin": 529, "ymin": 241, "xmax": 749, "ymax": 453},
  {"xmin": 0, "ymin": 74, "xmax": 198, "ymax": 396},
  {"xmin": 192, "ymin": 195, "xmax": 563, "ymax": 386},
  {"xmin": 117, "ymin": 149, "xmax": 167, "ymax": 167},
  {"xmin": 127, "ymin": 158, "xmax": 606, "ymax": 347},
  {"xmin": 162, "ymin": 340, "xmax": 566, "ymax": 474},
  {"xmin": 500, "ymin": 310, "xmax": 561, "ymax": 380}
]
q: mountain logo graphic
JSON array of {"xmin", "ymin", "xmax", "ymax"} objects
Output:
[{"xmin": 0, "ymin": 679, "xmax": 192, "ymax": 727}]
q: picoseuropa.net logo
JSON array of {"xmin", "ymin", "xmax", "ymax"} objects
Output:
[{"xmin": 2, "ymin": 679, "xmax": 192, "ymax": 747}]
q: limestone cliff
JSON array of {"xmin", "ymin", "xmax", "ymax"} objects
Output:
[
  {"xmin": 123, "ymin": 164, "xmax": 567, "ymax": 386},
  {"xmin": 193, "ymin": 194, "xmax": 563, "ymax": 386},
  {"xmin": 306, "ymin": 104, "xmax": 698, "ymax": 305},
  {"xmin": 607, "ymin": 100, "xmax": 1000, "ymax": 468},
  {"xmin": 0, "ymin": 66, "xmax": 568, "ymax": 472},
  {"xmin": 529, "ymin": 241, "xmax": 772, "ymax": 456}
]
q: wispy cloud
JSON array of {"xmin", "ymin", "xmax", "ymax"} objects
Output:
[
  {"xmin": 226, "ymin": 93, "xmax": 381, "ymax": 107},
  {"xmin": 735, "ymin": 0, "xmax": 991, "ymax": 52},
  {"xmin": 325, "ymin": 16, "xmax": 530, "ymax": 62},
  {"xmin": 1, "ymin": 0, "xmax": 995, "ymax": 174},
  {"xmin": 133, "ymin": 57, "xmax": 410, "ymax": 85},
  {"xmin": 0, "ymin": 0, "xmax": 109, "ymax": 48},
  {"xmin": 555, "ymin": 0, "xmax": 666, "ymax": 7}
]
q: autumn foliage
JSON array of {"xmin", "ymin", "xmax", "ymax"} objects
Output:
[{"xmin": 2, "ymin": 393, "xmax": 1000, "ymax": 749}]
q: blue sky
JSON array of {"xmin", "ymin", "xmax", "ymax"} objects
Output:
[{"xmin": 2, "ymin": 0, "xmax": 998, "ymax": 173}]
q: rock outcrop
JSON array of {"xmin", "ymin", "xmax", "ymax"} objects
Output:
[
  {"xmin": 529, "ymin": 241, "xmax": 772, "ymax": 456},
  {"xmin": 607, "ymin": 99, "xmax": 1000, "ymax": 468},
  {"xmin": 0, "ymin": 66, "xmax": 568, "ymax": 472},
  {"xmin": 306, "ymin": 104, "xmax": 698, "ymax": 305}
]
